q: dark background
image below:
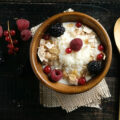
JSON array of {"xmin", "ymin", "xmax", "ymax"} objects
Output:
[{"xmin": 0, "ymin": 1, "xmax": 119, "ymax": 120}]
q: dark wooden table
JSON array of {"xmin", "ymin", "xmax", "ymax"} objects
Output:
[{"xmin": 0, "ymin": 1, "xmax": 120, "ymax": 120}]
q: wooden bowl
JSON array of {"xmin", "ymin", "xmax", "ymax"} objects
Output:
[{"xmin": 30, "ymin": 12, "xmax": 112, "ymax": 94}]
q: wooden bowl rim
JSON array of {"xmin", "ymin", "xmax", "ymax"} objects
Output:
[{"xmin": 30, "ymin": 12, "xmax": 112, "ymax": 94}]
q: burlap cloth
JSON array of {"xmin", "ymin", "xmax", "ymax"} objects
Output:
[{"xmin": 31, "ymin": 9, "xmax": 111, "ymax": 112}]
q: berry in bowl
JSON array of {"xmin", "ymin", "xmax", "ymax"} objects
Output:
[{"xmin": 30, "ymin": 12, "xmax": 112, "ymax": 94}]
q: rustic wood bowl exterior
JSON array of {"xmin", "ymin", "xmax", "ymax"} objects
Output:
[{"xmin": 30, "ymin": 12, "xmax": 112, "ymax": 94}]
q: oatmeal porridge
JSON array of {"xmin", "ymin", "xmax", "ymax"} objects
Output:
[{"xmin": 37, "ymin": 21, "xmax": 105, "ymax": 85}]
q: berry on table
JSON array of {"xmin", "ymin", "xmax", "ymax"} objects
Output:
[
  {"xmin": 50, "ymin": 69, "xmax": 63, "ymax": 82},
  {"xmin": 97, "ymin": 53, "xmax": 104, "ymax": 60},
  {"xmin": 87, "ymin": 60, "xmax": 103, "ymax": 74},
  {"xmin": 13, "ymin": 40, "xmax": 18, "ymax": 45},
  {"xmin": 5, "ymin": 36, "xmax": 11, "ymax": 42},
  {"xmin": 21, "ymin": 29, "xmax": 31, "ymax": 41},
  {"xmin": 70, "ymin": 38, "xmax": 83, "ymax": 51},
  {"xmin": 76, "ymin": 22, "xmax": 82, "ymax": 28},
  {"xmin": 43, "ymin": 65, "xmax": 51, "ymax": 74},
  {"xmin": 4, "ymin": 30, "xmax": 9, "ymax": 36},
  {"xmin": 0, "ymin": 26, "xmax": 3, "ymax": 38},
  {"xmin": 65, "ymin": 48, "xmax": 72, "ymax": 54},
  {"xmin": 14, "ymin": 47, "xmax": 19, "ymax": 52},
  {"xmin": 78, "ymin": 77, "xmax": 86, "ymax": 85},
  {"xmin": 7, "ymin": 44, "xmax": 14, "ymax": 49},
  {"xmin": 10, "ymin": 30, "xmax": 16, "ymax": 36},
  {"xmin": 8, "ymin": 49, "xmax": 14, "ymax": 55},
  {"xmin": 48, "ymin": 22, "xmax": 65, "ymax": 37},
  {"xmin": 98, "ymin": 44, "xmax": 104, "ymax": 51},
  {"xmin": 16, "ymin": 19, "xmax": 30, "ymax": 31}
]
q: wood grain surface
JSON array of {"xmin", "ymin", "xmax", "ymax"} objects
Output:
[{"xmin": 0, "ymin": 2, "xmax": 119, "ymax": 120}]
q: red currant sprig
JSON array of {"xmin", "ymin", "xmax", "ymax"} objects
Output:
[{"xmin": 4, "ymin": 21, "xmax": 19, "ymax": 55}]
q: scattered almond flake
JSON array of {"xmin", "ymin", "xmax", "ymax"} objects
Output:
[
  {"xmin": 49, "ymin": 46, "xmax": 59, "ymax": 55},
  {"xmin": 85, "ymin": 39, "xmax": 89, "ymax": 44},
  {"xmin": 45, "ymin": 52, "xmax": 52, "ymax": 59},
  {"xmin": 68, "ymin": 74, "xmax": 78, "ymax": 85},
  {"xmin": 40, "ymin": 39, "xmax": 46, "ymax": 45},
  {"xmin": 67, "ymin": 23, "xmax": 74, "ymax": 27},
  {"xmin": 50, "ymin": 54, "xmax": 58, "ymax": 60},
  {"xmin": 63, "ymin": 71, "xmax": 68, "ymax": 78},
  {"xmin": 103, "ymin": 53, "xmax": 106, "ymax": 60},
  {"xmin": 83, "ymin": 26, "xmax": 92, "ymax": 33},
  {"xmin": 64, "ymin": 8, "xmax": 74, "ymax": 12},
  {"xmin": 45, "ymin": 42, "xmax": 54, "ymax": 49},
  {"xmin": 37, "ymin": 46, "xmax": 48, "ymax": 62}
]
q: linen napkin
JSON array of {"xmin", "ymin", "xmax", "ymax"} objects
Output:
[{"xmin": 31, "ymin": 9, "xmax": 111, "ymax": 112}]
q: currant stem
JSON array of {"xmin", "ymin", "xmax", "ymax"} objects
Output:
[{"xmin": 7, "ymin": 20, "xmax": 13, "ymax": 46}]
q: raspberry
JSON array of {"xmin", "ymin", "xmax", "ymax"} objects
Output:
[
  {"xmin": 78, "ymin": 77, "xmax": 86, "ymax": 85},
  {"xmin": 43, "ymin": 65, "xmax": 51, "ymax": 74},
  {"xmin": 0, "ymin": 26, "xmax": 3, "ymax": 38},
  {"xmin": 50, "ymin": 69, "xmax": 63, "ymax": 82},
  {"xmin": 70, "ymin": 38, "xmax": 83, "ymax": 51},
  {"xmin": 87, "ymin": 60, "xmax": 103, "ymax": 74},
  {"xmin": 21, "ymin": 29, "xmax": 31, "ymax": 41},
  {"xmin": 16, "ymin": 19, "xmax": 30, "ymax": 31}
]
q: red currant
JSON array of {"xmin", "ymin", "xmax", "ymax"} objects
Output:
[
  {"xmin": 43, "ymin": 34, "xmax": 50, "ymax": 40},
  {"xmin": 4, "ymin": 30, "xmax": 9, "ymax": 36},
  {"xmin": 97, "ymin": 53, "xmax": 104, "ymax": 60},
  {"xmin": 8, "ymin": 49, "xmax": 14, "ymax": 55},
  {"xmin": 13, "ymin": 40, "xmax": 18, "ymax": 45},
  {"xmin": 10, "ymin": 30, "xmax": 16, "ymax": 36},
  {"xmin": 76, "ymin": 22, "xmax": 82, "ymax": 28},
  {"xmin": 5, "ymin": 36, "xmax": 11, "ymax": 42},
  {"xmin": 98, "ymin": 44, "xmax": 104, "ymax": 51},
  {"xmin": 7, "ymin": 44, "xmax": 14, "ymax": 49},
  {"xmin": 78, "ymin": 77, "xmax": 86, "ymax": 85},
  {"xmin": 14, "ymin": 47, "xmax": 19, "ymax": 52},
  {"xmin": 65, "ymin": 48, "xmax": 72, "ymax": 54},
  {"xmin": 43, "ymin": 65, "xmax": 51, "ymax": 74}
]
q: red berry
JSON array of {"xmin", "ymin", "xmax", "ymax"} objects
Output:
[
  {"xmin": 97, "ymin": 53, "xmax": 104, "ymax": 60},
  {"xmin": 14, "ymin": 47, "xmax": 19, "ymax": 52},
  {"xmin": 4, "ymin": 30, "xmax": 9, "ymax": 36},
  {"xmin": 21, "ymin": 29, "xmax": 31, "ymax": 41},
  {"xmin": 0, "ymin": 26, "xmax": 3, "ymax": 38},
  {"xmin": 50, "ymin": 69, "xmax": 63, "ymax": 82},
  {"xmin": 78, "ymin": 77, "xmax": 86, "ymax": 85},
  {"xmin": 70, "ymin": 38, "xmax": 83, "ymax": 51},
  {"xmin": 8, "ymin": 49, "xmax": 14, "ymax": 55},
  {"xmin": 76, "ymin": 22, "xmax": 82, "ymax": 28},
  {"xmin": 65, "ymin": 48, "xmax": 72, "ymax": 54},
  {"xmin": 13, "ymin": 40, "xmax": 18, "ymax": 45},
  {"xmin": 43, "ymin": 34, "xmax": 50, "ymax": 40},
  {"xmin": 5, "ymin": 36, "xmax": 11, "ymax": 42},
  {"xmin": 10, "ymin": 30, "xmax": 16, "ymax": 36},
  {"xmin": 7, "ymin": 44, "xmax": 14, "ymax": 49},
  {"xmin": 43, "ymin": 65, "xmax": 51, "ymax": 74},
  {"xmin": 98, "ymin": 44, "xmax": 104, "ymax": 51},
  {"xmin": 16, "ymin": 19, "xmax": 30, "ymax": 31}
]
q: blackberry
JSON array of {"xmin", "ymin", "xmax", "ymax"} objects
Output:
[
  {"xmin": 87, "ymin": 60, "xmax": 103, "ymax": 75},
  {"xmin": 48, "ymin": 22, "xmax": 65, "ymax": 37}
]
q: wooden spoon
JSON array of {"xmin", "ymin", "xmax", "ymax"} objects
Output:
[
  {"xmin": 114, "ymin": 18, "xmax": 120, "ymax": 53},
  {"xmin": 114, "ymin": 18, "xmax": 120, "ymax": 120}
]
